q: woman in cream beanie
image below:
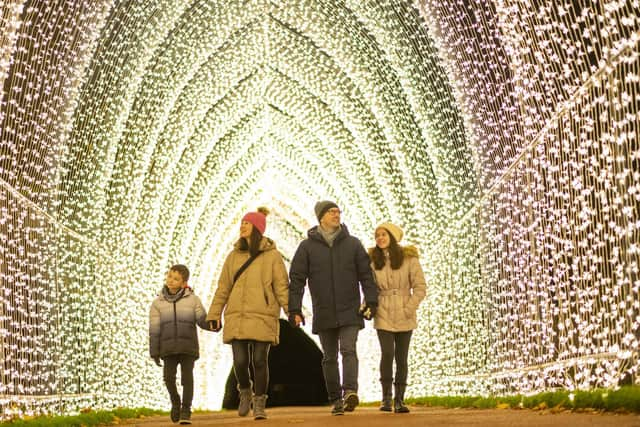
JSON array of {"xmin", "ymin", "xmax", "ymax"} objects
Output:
[{"xmin": 368, "ymin": 222, "xmax": 426, "ymax": 413}]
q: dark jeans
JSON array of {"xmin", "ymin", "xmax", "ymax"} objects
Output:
[
  {"xmin": 163, "ymin": 354, "xmax": 196, "ymax": 409},
  {"xmin": 231, "ymin": 340, "xmax": 271, "ymax": 396},
  {"xmin": 317, "ymin": 325, "xmax": 359, "ymax": 402},
  {"xmin": 377, "ymin": 329, "xmax": 412, "ymax": 385}
]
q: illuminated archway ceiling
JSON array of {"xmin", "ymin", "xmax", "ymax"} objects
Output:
[{"xmin": 55, "ymin": 0, "xmax": 476, "ymax": 270}]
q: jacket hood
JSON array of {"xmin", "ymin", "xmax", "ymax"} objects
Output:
[
  {"xmin": 403, "ymin": 245, "xmax": 419, "ymax": 258},
  {"xmin": 160, "ymin": 285, "xmax": 192, "ymax": 302}
]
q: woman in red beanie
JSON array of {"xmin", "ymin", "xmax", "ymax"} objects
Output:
[{"xmin": 207, "ymin": 207, "xmax": 289, "ymax": 420}]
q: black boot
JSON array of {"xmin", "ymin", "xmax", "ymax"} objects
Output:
[
  {"xmin": 167, "ymin": 386, "xmax": 181, "ymax": 423},
  {"xmin": 179, "ymin": 405, "xmax": 192, "ymax": 424},
  {"xmin": 394, "ymin": 383, "xmax": 409, "ymax": 413},
  {"xmin": 169, "ymin": 395, "xmax": 181, "ymax": 423},
  {"xmin": 380, "ymin": 382, "xmax": 392, "ymax": 411}
]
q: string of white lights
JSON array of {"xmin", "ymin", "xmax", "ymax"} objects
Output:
[{"xmin": 417, "ymin": 0, "xmax": 639, "ymax": 395}]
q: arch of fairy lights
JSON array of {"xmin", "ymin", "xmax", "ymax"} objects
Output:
[{"xmin": 0, "ymin": 0, "xmax": 638, "ymax": 419}]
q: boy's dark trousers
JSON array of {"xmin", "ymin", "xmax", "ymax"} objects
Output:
[{"xmin": 163, "ymin": 354, "xmax": 197, "ymax": 413}]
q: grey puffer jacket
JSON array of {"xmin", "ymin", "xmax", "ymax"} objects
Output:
[{"xmin": 149, "ymin": 286, "xmax": 208, "ymax": 359}]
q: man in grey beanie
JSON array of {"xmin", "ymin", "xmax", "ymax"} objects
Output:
[{"xmin": 288, "ymin": 200, "xmax": 378, "ymax": 415}]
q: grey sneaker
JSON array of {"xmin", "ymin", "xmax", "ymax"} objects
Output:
[
  {"xmin": 331, "ymin": 399, "xmax": 344, "ymax": 415},
  {"xmin": 253, "ymin": 395, "xmax": 268, "ymax": 420},
  {"xmin": 238, "ymin": 386, "xmax": 253, "ymax": 417},
  {"xmin": 343, "ymin": 391, "xmax": 359, "ymax": 412}
]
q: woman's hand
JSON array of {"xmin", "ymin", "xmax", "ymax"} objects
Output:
[
  {"xmin": 208, "ymin": 319, "xmax": 222, "ymax": 332},
  {"xmin": 288, "ymin": 311, "xmax": 305, "ymax": 327}
]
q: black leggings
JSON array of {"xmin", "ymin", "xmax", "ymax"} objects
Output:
[
  {"xmin": 231, "ymin": 340, "xmax": 271, "ymax": 395},
  {"xmin": 377, "ymin": 330, "xmax": 412, "ymax": 385}
]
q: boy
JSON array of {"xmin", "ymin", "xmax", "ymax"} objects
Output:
[{"xmin": 149, "ymin": 264, "xmax": 209, "ymax": 424}]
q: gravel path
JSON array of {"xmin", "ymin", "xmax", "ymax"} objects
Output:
[{"xmin": 120, "ymin": 405, "xmax": 640, "ymax": 427}]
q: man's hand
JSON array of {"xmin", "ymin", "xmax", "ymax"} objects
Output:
[
  {"xmin": 152, "ymin": 356, "xmax": 162, "ymax": 367},
  {"xmin": 359, "ymin": 302, "xmax": 377, "ymax": 320}
]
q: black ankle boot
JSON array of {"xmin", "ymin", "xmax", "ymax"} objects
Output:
[
  {"xmin": 380, "ymin": 382, "xmax": 392, "ymax": 411},
  {"xmin": 179, "ymin": 406, "xmax": 192, "ymax": 424},
  {"xmin": 169, "ymin": 394, "xmax": 181, "ymax": 422},
  {"xmin": 394, "ymin": 383, "xmax": 409, "ymax": 413}
]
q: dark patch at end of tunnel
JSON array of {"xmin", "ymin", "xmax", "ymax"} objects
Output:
[{"xmin": 222, "ymin": 319, "xmax": 328, "ymax": 408}]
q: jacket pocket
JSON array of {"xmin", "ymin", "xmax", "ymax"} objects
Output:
[{"xmin": 263, "ymin": 287, "xmax": 271, "ymax": 307}]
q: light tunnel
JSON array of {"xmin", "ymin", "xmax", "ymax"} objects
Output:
[{"xmin": 0, "ymin": 0, "xmax": 638, "ymax": 418}]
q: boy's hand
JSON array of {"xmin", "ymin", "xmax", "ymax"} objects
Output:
[
  {"xmin": 152, "ymin": 356, "xmax": 162, "ymax": 367},
  {"xmin": 208, "ymin": 319, "xmax": 222, "ymax": 332}
]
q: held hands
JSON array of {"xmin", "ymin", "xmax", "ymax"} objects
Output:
[
  {"xmin": 288, "ymin": 311, "xmax": 305, "ymax": 328},
  {"xmin": 208, "ymin": 319, "xmax": 222, "ymax": 332},
  {"xmin": 358, "ymin": 302, "xmax": 377, "ymax": 320},
  {"xmin": 152, "ymin": 356, "xmax": 162, "ymax": 367}
]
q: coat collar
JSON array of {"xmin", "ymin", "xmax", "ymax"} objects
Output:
[
  {"xmin": 161, "ymin": 286, "xmax": 192, "ymax": 302},
  {"xmin": 307, "ymin": 223, "xmax": 350, "ymax": 244},
  {"xmin": 233, "ymin": 236, "xmax": 277, "ymax": 252}
]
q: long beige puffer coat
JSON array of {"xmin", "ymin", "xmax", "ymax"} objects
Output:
[
  {"xmin": 207, "ymin": 237, "xmax": 289, "ymax": 345},
  {"xmin": 369, "ymin": 246, "xmax": 426, "ymax": 332}
]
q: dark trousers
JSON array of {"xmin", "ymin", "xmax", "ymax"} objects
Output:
[
  {"xmin": 317, "ymin": 325, "xmax": 359, "ymax": 402},
  {"xmin": 231, "ymin": 340, "xmax": 271, "ymax": 395},
  {"xmin": 163, "ymin": 354, "xmax": 196, "ymax": 409},
  {"xmin": 377, "ymin": 330, "xmax": 412, "ymax": 385}
]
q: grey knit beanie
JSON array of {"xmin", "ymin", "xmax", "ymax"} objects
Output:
[{"xmin": 314, "ymin": 200, "xmax": 339, "ymax": 221}]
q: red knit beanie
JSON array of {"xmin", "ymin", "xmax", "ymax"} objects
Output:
[{"xmin": 242, "ymin": 207, "xmax": 269, "ymax": 235}]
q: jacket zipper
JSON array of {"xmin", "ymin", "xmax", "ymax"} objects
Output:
[
  {"xmin": 173, "ymin": 301, "xmax": 178, "ymax": 341},
  {"xmin": 329, "ymin": 244, "xmax": 338, "ymax": 326}
]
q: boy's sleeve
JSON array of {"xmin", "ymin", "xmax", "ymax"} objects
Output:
[
  {"xmin": 206, "ymin": 252, "xmax": 233, "ymax": 321},
  {"xmin": 272, "ymin": 252, "xmax": 289, "ymax": 314},
  {"xmin": 149, "ymin": 300, "xmax": 161, "ymax": 358},
  {"xmin": 194, "ymin": 295, "xmax": 209, "ymax": 330}
]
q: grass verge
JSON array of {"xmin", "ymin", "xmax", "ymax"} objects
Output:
[
  {"xmin": 408, "ymin": 386, "xmax": 640, "ymax": 412},
  {"xmin": 0, "ymin": 407, "xmax": 165, "ymax": 426}
]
